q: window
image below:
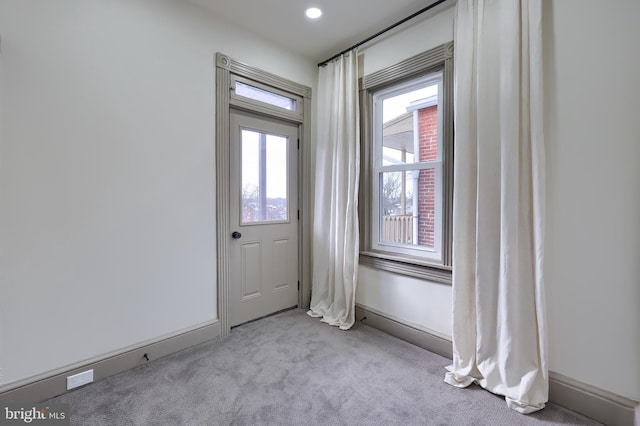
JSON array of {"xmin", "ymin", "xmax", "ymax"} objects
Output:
[
  {"xmin": 235, "ymin": 81, "xmax": 297, "ymax": 111},
  {"xmin": 360, "ymin": 42, "xmax": 453, "ymax": 283},
  {"xmin": 240, "ymin": 129, "xmax": 289, "ymax": 223},
  {"xmin": 230, "ymin": 76, "xmax": 303, "ymax": 120},
  {"xmin": 372, "ymin": 72, "xmax": 443, "ymax": 260}
]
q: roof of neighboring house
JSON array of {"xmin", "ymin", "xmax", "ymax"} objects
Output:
[
  {"xmin": 382, "ymin": 96, "xmax": 438, "ymax": 153},
  {"xmin": 383, "ymin": 112, "xmax": 413, "ymax": 153}
]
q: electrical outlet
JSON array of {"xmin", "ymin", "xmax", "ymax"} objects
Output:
[{"xmin": 66, "ymin": 369, "xmax": 94, "ymax": 390}]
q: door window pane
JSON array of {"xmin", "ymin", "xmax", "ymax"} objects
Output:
[
  {"xmin": 265, "ymin": 135, "xmax": 288, "ymax": 220},
  {"xmin": 241, "ymin": 130, "xmax": 288, "ymax": 223}
]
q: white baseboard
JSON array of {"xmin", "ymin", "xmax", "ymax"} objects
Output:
[
  {"xmin": 355, "ymin": 304, "xmax": 453, "ymax": 359},
  {"xmin": 354, "ymin": 305, "xmax": 638, "ymax": 426},
  {"xmin": 0, "ymin": 320, "xmax": 220, "ymax": 405},
  {"xmin": 549, "ymin": 371, "xmax": 638, "ymax": 426}
]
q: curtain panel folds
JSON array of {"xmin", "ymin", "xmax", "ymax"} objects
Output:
[
  {"xmin": 308, "ymin": 51, "xmax": 360, "ymax": 330},
  {"xmin": 444, "ymin": 0, "xmax": 548, "ymax": 414}
]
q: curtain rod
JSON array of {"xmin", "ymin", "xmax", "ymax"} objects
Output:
[{"xmin": 317, "ymin": 0, "xmax": 449, "ymax": 67}]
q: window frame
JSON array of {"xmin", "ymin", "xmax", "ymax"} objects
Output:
[
  {"xmin": 371, "ymin": 71, "xmax": 444, "ymax": 261},
  {"xmin": 359, "ymin": 42, "xmax": 454, "ymax": 284}
]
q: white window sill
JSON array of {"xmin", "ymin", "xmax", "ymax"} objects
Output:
[{"xmin": 359, "ymin": 251, "xmax": 452, "ymax": 285}]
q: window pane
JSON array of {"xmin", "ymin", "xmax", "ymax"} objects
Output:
[
  {"xmin": 241, "ymin": 130, "xmax": 260, "ymax": 222},
  {"xmin": 379, "ymin": 169, "xmax": 437, "ymax": 249},
  {"xmin": 265, "ymin": 134, "xmax": 288, "ymax": 221},
  {"xmin": 382, "ymin": 84, "xmax": 438, "ymax": 166},
  {"xmin": 241, "ymin": 130, "xmax": 289, "ymax": 223},
  {"xmin": 235, "ymin": 81, "xmax": 296, "ymax": 111},
  {"xmin": 416, "ymin": 168, "xmax": 436, "ymax": 249}
]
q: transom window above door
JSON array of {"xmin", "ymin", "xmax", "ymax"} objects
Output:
[
  {"xmin": 235, "ymin": 81, "xmax": 297, "ymax": 111},
  {"xmin": 231, "ymin": 76, "xmax": 303, "ymax": 119}
]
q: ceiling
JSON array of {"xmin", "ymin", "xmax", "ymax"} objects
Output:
[{"xmin": 188, "ymin": 0, "xmax": 449, "ymax": 63}]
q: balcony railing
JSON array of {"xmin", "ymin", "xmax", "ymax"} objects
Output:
[{"xmin": 382, "ymin": 215, "xmax": 414, "ymax": 244}]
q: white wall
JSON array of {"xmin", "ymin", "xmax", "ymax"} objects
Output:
[
  {"xmin": 361, "ymin": 4, "xmax": 456, "ymax": 77},
  {"xmin": 356, "ymin": 0, "xmax": 640, "ymax": 402},
  {"xmin": 0, "ymin": 0, "xmax": 315, "ymax": 387},
  {"xmin": 543, "ymin": 0, "xmax": 640, "ymax": 401},
  {"xmin": 356, "ymin": 4, "xmax": 455, "ymax": 339}
]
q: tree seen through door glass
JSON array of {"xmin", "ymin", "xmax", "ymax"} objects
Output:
[{"xmin": 241, "ymin": 129, "xmax": 288, "ymax": 223}]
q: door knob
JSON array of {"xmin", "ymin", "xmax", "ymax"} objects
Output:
[{"xmin": 231, "ymin": 231, "xmax": 242, "ymax": 239}]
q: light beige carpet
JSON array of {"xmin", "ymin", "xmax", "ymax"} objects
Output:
[{"xmin": 48, "ymin": 309, "xmax": 600, "ymax": 425}]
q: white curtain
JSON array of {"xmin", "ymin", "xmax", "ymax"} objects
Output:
[
  {"xmin": 307, "ymin": 51, "xmax": 360, "ymax": 330},
  {"xmin": 444, "ymin": 0, "xmax": 548, "ymax": 414}
]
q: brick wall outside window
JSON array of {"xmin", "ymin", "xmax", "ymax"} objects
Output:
[{"xmin": 417, "ymin": 106, "xmax": 437, "ymax": 248}]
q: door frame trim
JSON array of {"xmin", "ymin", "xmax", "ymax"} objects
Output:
[{"xmin": 215, "ymin": 53, "xmax": 312, "ymax": 336}]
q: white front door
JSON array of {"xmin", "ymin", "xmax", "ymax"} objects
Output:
[{"xmin": 229, "ymin": 109, "xmax": 299, "ymax": 327}]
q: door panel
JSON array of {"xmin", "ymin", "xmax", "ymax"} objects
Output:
[
  {"xmin": 272, "ymin": 238, "xmax": 290, "ymax": 290},
  {"xmin": 241, "ymin": 242, "xmax": 262, "ymax": 298},
  {"xmin": 229, "ymin": 110, "xmax": 298, "ymax": 327}
]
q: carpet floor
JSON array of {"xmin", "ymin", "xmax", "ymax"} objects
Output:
[{"xmin": 48, "ymin": 309, "xmax": 601, "ymax": 425}]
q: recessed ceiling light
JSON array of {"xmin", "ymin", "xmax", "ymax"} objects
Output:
[{"xmin": 305, "ymin": 7, "xmax": 322, "ymax": 20}]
